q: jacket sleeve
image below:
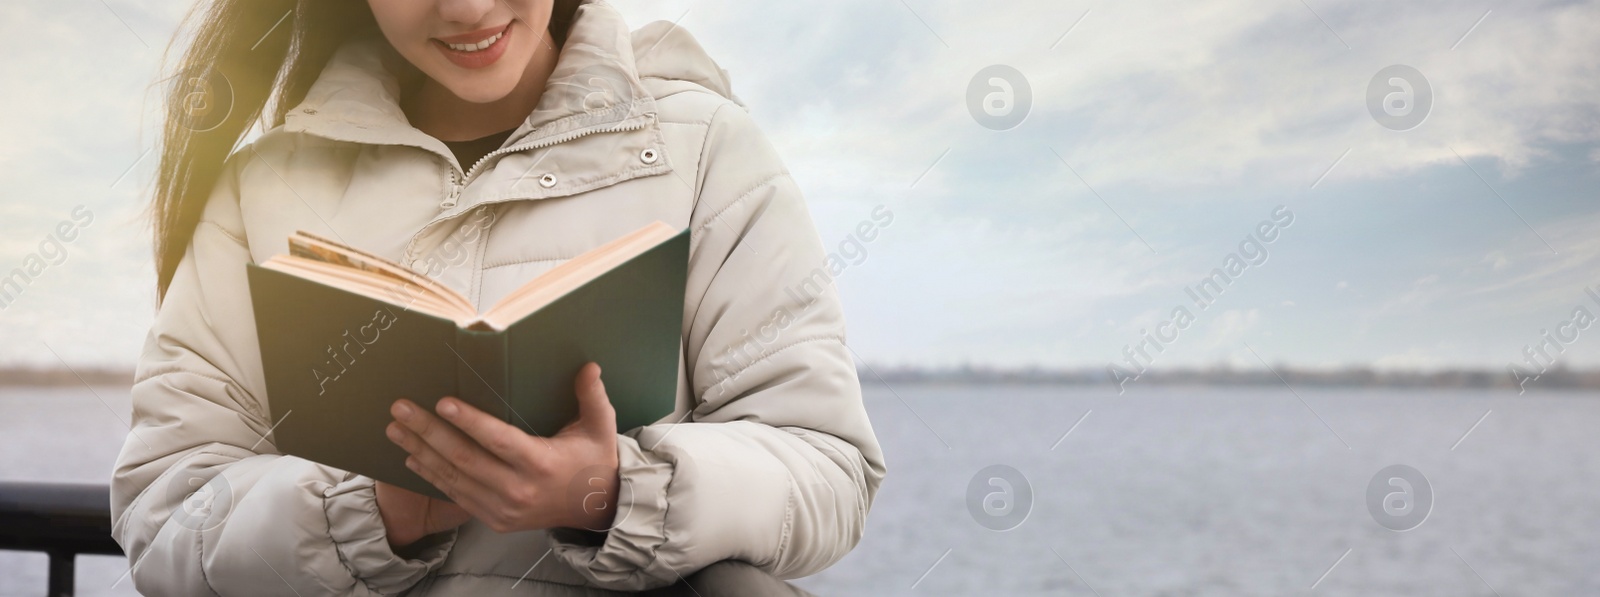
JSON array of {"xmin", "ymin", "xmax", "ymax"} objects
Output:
[
  {"xmin": 550, "ymin": 102, "xmax": 888, "ymax": 589},
  {"xmin": 110, "ymin": 148, "xmax": 457, "ymax": 596}
]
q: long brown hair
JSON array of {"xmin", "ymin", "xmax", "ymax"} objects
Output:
[{"xmin": 151, "ymin": 0, "xmax": 580, "ymax": 301}]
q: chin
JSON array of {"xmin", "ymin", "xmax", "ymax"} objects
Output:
[{"xmin": 441, "ymin": 75, "xmax": 520, "ymax": 104}]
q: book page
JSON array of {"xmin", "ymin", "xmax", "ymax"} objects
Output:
[
  {"xmin": 479, "ymin": 222, "xmax": 678, "ymax": 330},
  {"xmin": 268, "ymin": 222, "xmax": 679, "ymax": 331},
  {"xmin": 288, "ymin": 231, "xmax": 475, "ymax": 315},
  {"xmin": 260, "ymin": 256, "xmax": 468, "ymax": 322}
]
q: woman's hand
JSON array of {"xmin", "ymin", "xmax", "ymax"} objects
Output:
[
  {"xmin": 374, "ymin": 480, "xmax": 472, "ymax": 550},
  {"xmin": 385, "ymin": 362, "xmax": 621, "ymax": 533}
]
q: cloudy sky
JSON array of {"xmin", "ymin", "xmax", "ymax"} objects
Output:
[{"xmin": 2, "ymin": 0, "xmax": 1598, "ymax": 373}]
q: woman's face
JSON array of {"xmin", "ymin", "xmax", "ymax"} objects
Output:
[{"xmin": 366, "ymin": 0, "xmax": 555, "ymax": 103}]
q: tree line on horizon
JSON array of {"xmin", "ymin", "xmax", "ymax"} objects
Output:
[{"xmin": 3, "ymin": 363, "xmax": 1599, "ymax": 391}]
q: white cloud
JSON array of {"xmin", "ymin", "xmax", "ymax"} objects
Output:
[
  {"xmin": 654, "ymin": 0, "xmax": 1600, "ymax": 194},
  {"xmin": 1201, "ymin": 308, "xmax": 1263, "ymax": 352},
  {"xmin": 3, "ymin": 0, "xmax": 1599, "ymax": 368}
]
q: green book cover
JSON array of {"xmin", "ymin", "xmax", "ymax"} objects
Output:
[{"xmin": 245, "ymin": 228, "xmax": 687, "ymax": 501}]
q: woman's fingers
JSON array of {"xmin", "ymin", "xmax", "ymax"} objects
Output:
[
  {"xmin": 397, "ymin": 429, "xmax": 498, "ymax": 516},
  {"xmin": 389, "ymin": 399, "xmax": 520, "ymax": 492},
  {"xmin": 384, "ymin": 372, "xmax": 620, "ymax": 534},
  {"xmin": 571, "ymin": 363, "xmax": 617, "ymax": 438},
  {"xmin": 435, "ymin": 396, "xmax": 539, "ymax": 466},
  {"xmin": 401, "ymin": 435, "xmax": 552, "ymax": 533}
]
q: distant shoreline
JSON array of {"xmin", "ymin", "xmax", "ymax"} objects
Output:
[
  {"xmin": 863, "ymin": 364, "xmax": 1600, "ymax": 392},
  {"xmin": 5, "ymin": 364, "xmax": 1598, "ymax": 391},
  {"xmin": 0, "ymin": 366, "xmax": 132, "ymax": 387}
]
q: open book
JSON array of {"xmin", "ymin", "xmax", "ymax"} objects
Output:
[{"xmin": 246, "ymin": 221, "xmax": 688, "ymax": 500}]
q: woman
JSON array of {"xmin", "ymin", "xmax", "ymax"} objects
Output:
[{"xmin": 110, "ymin": 0, "xmax": 885, "ymax": 594}]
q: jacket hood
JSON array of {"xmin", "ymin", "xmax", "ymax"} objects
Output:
[{"xmin": 281, "ymin": 0, "xmax": 737, "ymax": 157}]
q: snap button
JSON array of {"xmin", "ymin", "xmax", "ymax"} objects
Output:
[
  {"xmin": 538, "ymin": 173, "xmax": 558, "ymax": 188},
  {"xmin": 640, "ymin": 148, "xmax": 659, "ymax": 164}
]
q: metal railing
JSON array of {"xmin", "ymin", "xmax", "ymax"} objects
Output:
[
  {"xmin": 0, "ymin": 481, "xmax": 814, "ymax": 596},
  {"xmin": 0, "ymin": 481, "xmax": 123, "ymax": 597}
]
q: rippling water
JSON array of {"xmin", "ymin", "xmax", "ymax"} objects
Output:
[{"xmin": 4, "ymin": 384, "xmax": 1598, "ymax": 596}]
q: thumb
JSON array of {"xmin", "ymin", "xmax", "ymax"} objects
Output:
[{"xmin": 573, "ymin": 362, "xmax": 616, "ymax": 436}]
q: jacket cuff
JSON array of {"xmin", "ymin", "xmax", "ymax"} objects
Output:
[
  {"xmin": 549, "ymin": 433, "xmax": 677, "ymax": 590},
  {"xmin": 323, "ymin": 475, "xmax": 457, "ymax": 594}
]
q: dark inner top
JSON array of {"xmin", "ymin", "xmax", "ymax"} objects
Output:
[{"xmin": 443, "ymin": 128, "xmax": 517, "ymax": 171}]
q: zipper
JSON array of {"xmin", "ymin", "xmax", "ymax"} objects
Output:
[
  {"xmin": 407, "ymin": 113, "xmax": 658, "ymax": 263},
  {"xmin": 437, "ymin": 114, "xmax": 653, "ymax": 211},
  {"xmin": 440, "ymin": 173, "xmax": 464, "ymax": 209}
]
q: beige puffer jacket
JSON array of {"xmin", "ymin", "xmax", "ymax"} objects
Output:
[{"xmin": 110, "ymin": 2, "xmax": 885, "ymax": 594}]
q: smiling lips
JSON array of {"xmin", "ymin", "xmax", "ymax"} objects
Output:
[
  {"xmin": 443, "ymin": 29, "xmax": 505, "ymax": 52},
  {"xmin": 432, "ymin": 23, "xmax": 513, "ymax": 69}
]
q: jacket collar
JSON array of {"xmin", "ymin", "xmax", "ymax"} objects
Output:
[{"xmin": 281, "ymin": 0, "xmax": 656, "ymax": 170}]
